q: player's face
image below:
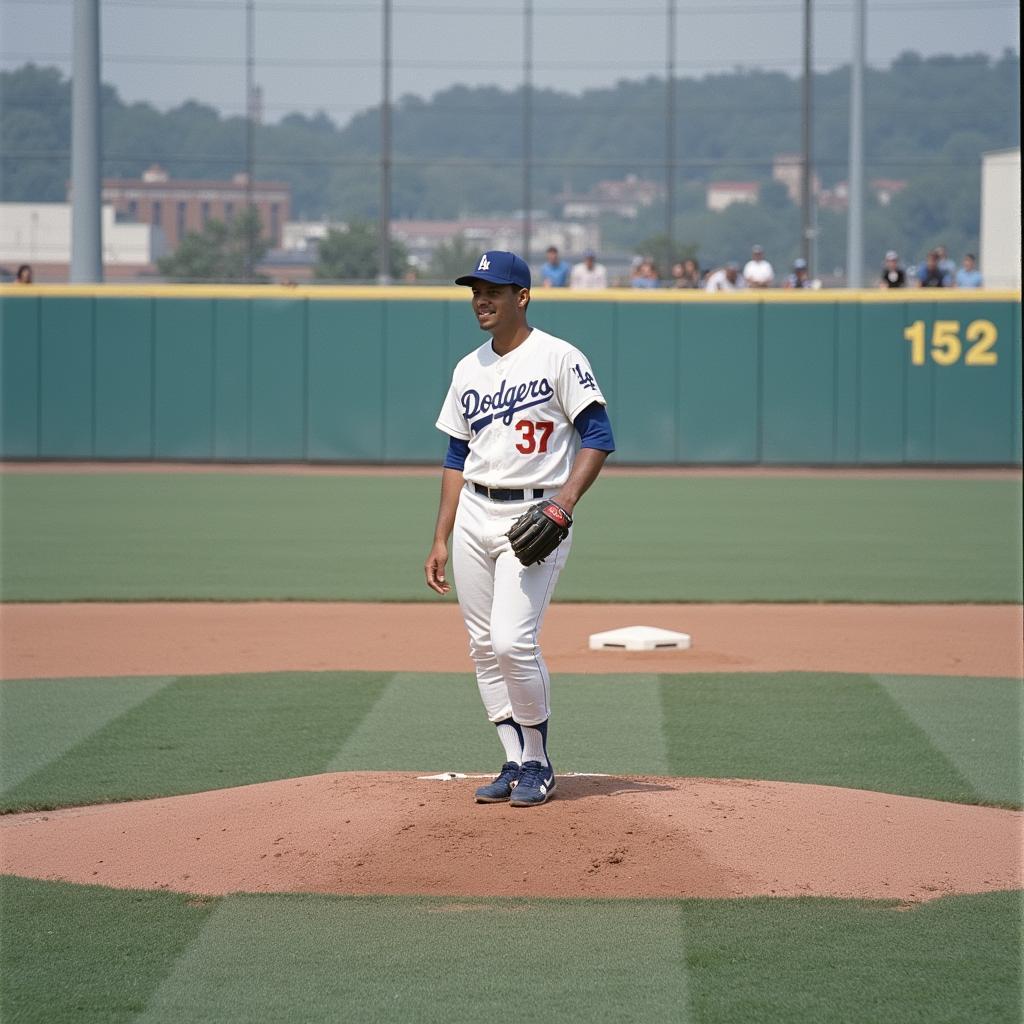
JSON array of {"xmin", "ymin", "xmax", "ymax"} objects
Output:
[{"xmin": 469, "ymin": 281, "xmax": 526, "ymax": 333}]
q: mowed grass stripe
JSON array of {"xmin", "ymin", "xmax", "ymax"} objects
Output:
[
  {"xmin": 677, "ymin": 891, "xmax": 1022, "ymax": 1024},
  {"xmin": 658, "ymin": 672, "xmax": 1014, "ymax": 807},
  {"xmin": 1, "ymin": 671, "xmax": 1017, "ymax": 812},
  {"xmin": 587, "ymin": 476, "xmax": 1023, "ymax": 604},
  {"xmin": 0, "ymin": 875, "xmax": 216, "ymax": 1024},
  {"xmin": 325, "ymin": 671, "xmax": 505, "ymax": 773},
  {"xmin": 556, "ymin": 673, "xmax": 671, "ymax": 775},
  {"xmin": 0, "ymin": 672, "xmax": 392, "ymax": 813},
  {"xmin": 0, "ymin": 676, "xmax": 175, "ymax": 793},
  {"xmin": 133, "ymin": 895, "xmax": 694, "ymax": 1024},
  {"xmin": 1, "ymin": 472, "xmax": 1020, "ymax": 602},
  {"xmin": 326, "ymin": 672, "xmax": 670, "ymax": 776},
  {"xmin": 874, "ymin": 674, "xmax": 1023, "ymax": 808},
  {"xmin": 2, "ymin": 878, "xmax": 1020, "ymax": 1024}
]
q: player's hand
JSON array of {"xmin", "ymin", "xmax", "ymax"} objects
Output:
[{"xmin": 424, "ymin": 541, "xmax": 451, "ymax": 595}]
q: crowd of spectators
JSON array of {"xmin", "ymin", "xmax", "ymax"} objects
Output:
[
  {"xmin": 3, "ymin": 247, "xmax": 986, "ymax": 290},
  {"xmin": 534, "ymin": 242, "xmax": 984, "ymax": 292},
  {"xmin": 878, "ymin": 246, "xmax": 983, "ymax": 288},
  {"xmin": 535, "ymin": 243, "xmax": 821, "ymax": 291}
]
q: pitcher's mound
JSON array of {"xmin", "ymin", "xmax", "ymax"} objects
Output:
[{"xmin": 2, "ymin": 772, "xmax": 1020, "ymax": 902}]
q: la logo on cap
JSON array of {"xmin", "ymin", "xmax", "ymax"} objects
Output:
[{"xmin": 477, "ymin": 254, "xmax": 491, "ymax": 271}]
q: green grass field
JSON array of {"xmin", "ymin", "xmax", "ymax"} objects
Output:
[
  {"xmin": 1, "ymin": 671, "xmax": 1021, "ymax": 812},
  {"xmin": 3, "ymin": 877, "xmax": 1020, "ymax": 1024},
  {"xmin": 1, "ymin": 472, "xmax": 1021, "ymax": 601},
  {"xmin": 1, "ymin": 470, "xmax": 1021, "ymax": 1023}
]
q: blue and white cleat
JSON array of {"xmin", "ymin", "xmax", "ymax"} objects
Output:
[
  {"xmin": 474, "ymin": 761, "xmax": 522, "ymax": 803},
  {"xmin": 509, "ymin": 759, "xmax": 556, "ymax": 807}
]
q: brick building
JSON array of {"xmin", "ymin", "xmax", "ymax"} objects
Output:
[{"xmin": 96, "ymin": 164, "xmax": 291, "ymax": 250}]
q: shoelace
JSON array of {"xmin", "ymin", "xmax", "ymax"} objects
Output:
[{"xmin": 517, "ymin": 760, "xmax": 548, "ymax": 789}]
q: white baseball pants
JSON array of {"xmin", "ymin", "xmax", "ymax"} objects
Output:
[{"xmin": 452, "ymin": 485, "xmax": 572, "ymax": 727}]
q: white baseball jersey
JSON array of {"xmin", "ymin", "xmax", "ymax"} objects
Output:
[
  {"xmin": 436, "ymin": 328, "xmax": 606, "ymax": 491},
  {"xmin": 743, "ymin": 257, "xmax": 775, "ymax": 286},
  {"xmin": 569, "ymin": 262, "xmax": 608, "ymax": 289}
]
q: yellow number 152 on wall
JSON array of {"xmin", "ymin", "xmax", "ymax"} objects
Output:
[{"xmin": 903, "ymin": 319, "xmax": 998, "ymax": 367}]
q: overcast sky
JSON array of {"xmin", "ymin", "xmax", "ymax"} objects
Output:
[{"xmin": 2, "ymin": 0, "xmax": 1019, "ymax": 125}]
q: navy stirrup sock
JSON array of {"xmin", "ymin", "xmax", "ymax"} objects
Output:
[
  {"xmin": 519, "ymin": 719, "xmax": 549, "ymax": 766},
  {"xmin": 494, "ymin": 718, "xmax": 524, "ymax": 764}
]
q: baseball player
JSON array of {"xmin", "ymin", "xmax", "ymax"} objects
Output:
[{"xmin": 424, "ymin": 250, "xmax": 615, "ymax": 807}]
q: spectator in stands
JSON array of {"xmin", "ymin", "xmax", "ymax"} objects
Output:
[
  {"xmin": 916, "ymin": 249, "xmax": 946, "ymax": 287},
  {"xmin": 783, "ymin": 258, "xmax": 811, "ymax": 289},
  {"xmin": 569, "ymin": 250, "xmax": 608, "ymax": 289},
  {"xmin": 15, "ymin": 264, "xmax": 33, "ymax": 284},
  {"xmin": 631, "ymin": 260, "xmax": 660, "ymax": 289},
  {"xmin": 954, "ymin": 253, "xmax": 983, "ymax": 289},
  {"xmin": 539, "ymin": 246, "xmax": 571, "ymax": 288},
  {"xmin": 743, "ymin": 244, "xmax": 774, "ymax": 288},
  {"xmin": 628, "ymin": 256, "xmax": 644, "ymax": 286},
  {"xmin": 705, "ymin": 261, "xmax": 745, "ymax": 292},
  {"xmin": 879, "ymin": 250, "xmax": 906, "ymax": 288},
  {"xmin": 935, "ymin": 245, "xmax": 956, "ymax": 286},
  {"xmin": 671, "ymin": 258, "xmax": 701, "ymax": 288}
]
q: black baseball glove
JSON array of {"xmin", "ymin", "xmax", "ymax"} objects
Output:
[{"xmin": 506, "ymin": 499, "xmax": 573, "ymax": 566}]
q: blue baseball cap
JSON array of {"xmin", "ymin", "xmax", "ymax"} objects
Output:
[{"xmin": 455, "ymin": 250, "xmax": 531, "ymax": 290}]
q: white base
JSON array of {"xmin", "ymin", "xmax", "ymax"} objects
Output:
[{"xmin": 588, "ymin": 625, "xmax": 692, "ymax": 651}]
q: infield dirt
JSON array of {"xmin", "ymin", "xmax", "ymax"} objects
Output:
[
  {"xmin": 2, "ymin": 598, "xmax": 1022, "ymax": 902},
  {"xmin": 2, "ymin": 601, "xmax": 1020, "ymax": 679}
]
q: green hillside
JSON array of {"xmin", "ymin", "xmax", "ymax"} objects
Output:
[{"xmin": 1, "ymin": 51, "xmax": 1019, "ymax": 270}]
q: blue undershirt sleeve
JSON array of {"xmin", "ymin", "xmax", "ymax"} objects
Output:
[
  {"xmin": 574, "ymin": 402, "xmax": 616, "ymax": 452},
  {"xmin": 443, "ymin": 435, "xmax": 470, "ymax": 470}
]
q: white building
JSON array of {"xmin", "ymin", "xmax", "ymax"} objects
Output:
[
  {"xmin": 392, "ymin": 218, "xmax": 599, "ymax": 270},
  {"xmin": 281, "ymin": 220, "xmax": 347, "ymax": 253},
  {"xmin": 706, "ymin": 182, "xmax": 760, "ymax": 212},
  {"xmin": 980, "ymin": 149, "xmax": 1021, "ymax": 290},
  {"xmin": 280, "ymin": 217, "xmax": 600, "ymax": 274},
  {"xmin": 0, "ymin": 202, "xmax": 166, "ymax": 277}
]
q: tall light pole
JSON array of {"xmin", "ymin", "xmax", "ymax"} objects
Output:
[
  {"xmin": 846, "ymin": 0, "xmax": 866, "ymax": 287},
  {"xmin": 665, "ymin": 0, "xmax": 676, "ymax": 268},
  {"xmin": 378, "ymin": 0, "xmax": 393, "ymax": 283},
  {"xmin": 801, "ymin": 0, "xmax": 813, "ymax": 271},
  {"xmin": 244, "ymin": 0, "xmax": 255, "ymax": 281},
  {"xmin": 522, "ymin": 0, "xmax": 533, "ymax": 261},
  {"xmin": 70, "ymin": 0, "xmax": 102, "ymax": 282}
]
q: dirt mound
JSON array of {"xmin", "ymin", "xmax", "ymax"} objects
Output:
[{"xmin": 2, "ymin": 772, "xmax": 1020, "ymax": 902}]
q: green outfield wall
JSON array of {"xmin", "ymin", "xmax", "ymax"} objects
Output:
[{"xmin": 1, "ymin": 286, "xmax": 1020, "ymax": 465}]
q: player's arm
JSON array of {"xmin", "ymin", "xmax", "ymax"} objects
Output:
[
  {"xmin": 553, "ymin": 448, "xmax": 607, "ymax": 516},
  {"xmin": 424, "ymin": 437, "xmax": 468, "ymax": 594},
  {"xmin": 552, "ymin": 402, "xmax": 615, "ymax": 515}
]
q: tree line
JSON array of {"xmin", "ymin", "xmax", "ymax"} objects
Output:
[{"xmin": 1, "ymin": 50, "xmax": 1019, "ymax": 278}]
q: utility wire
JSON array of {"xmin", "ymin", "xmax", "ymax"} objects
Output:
[
  {"xmin": 2, "ymin": 149, "xmax": 983, "ymax": 169},
  {"xmin": 0, "ymin": 52, "xmax": 923, "ymax": 70},
  {"xmin": 3, "ymin": 0, "xmax": 1018, "ymax": 10}
]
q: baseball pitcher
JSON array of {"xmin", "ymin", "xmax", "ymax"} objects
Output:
[{"xmin": 424, "ymin": 250, "xmax": 615, "ymax": 807}]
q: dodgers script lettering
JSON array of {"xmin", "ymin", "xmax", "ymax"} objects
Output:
[{"xmin": 461, "ymin": 377, "xmax": 553, "ymax": 425}]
